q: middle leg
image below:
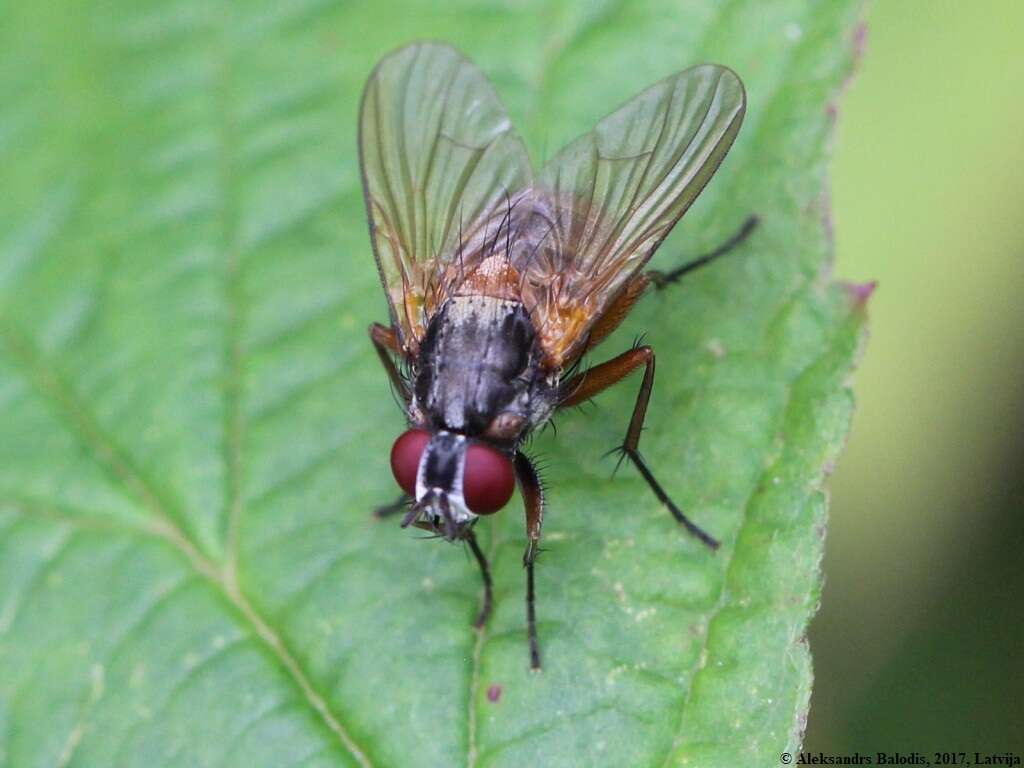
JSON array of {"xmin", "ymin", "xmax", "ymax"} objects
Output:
[{"xmin": 559, "ymin": 346, "xmax": 720, "ymax": 549}]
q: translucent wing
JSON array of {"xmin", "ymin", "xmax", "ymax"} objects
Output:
[
  {"xmin": 511, "ymin": 64, "xmax": 746, "ymax": 366},
  {"xmin": 359, "ymin": 42, "xmax": 532, "ymax": 352}
]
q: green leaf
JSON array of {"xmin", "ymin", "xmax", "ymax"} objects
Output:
[{"xmin": 0, "ymin": 1, "xmax": 866, "ymax": 766}]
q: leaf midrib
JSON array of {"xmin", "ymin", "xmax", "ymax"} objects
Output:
[{"xmin": 214, "ymin": 9, "xmax": 246, "ymax": 595}]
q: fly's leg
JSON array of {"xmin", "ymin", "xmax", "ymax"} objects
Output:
[
  {"xmin": 368, "ymin": 322, "xmax": 411, "ymax": 403},
  {"xmin": 647, "ymin": 215, "xmax": 759, "ymax": 289},
  {"xmin": 463, "ymin": 527, "xmax": 493, "ymax": 629},
  {"xmin": 373, "ymin": 494, "xmax": 410, "ymax": 518},
  {"xmin": 553, "ymin": 219, "xmax": 758, "ymax": 541},
  {"xmin": 559, "ymin": 346, "xmax": 719, "ymax": 549},
  {"xmin": 515, "ymin": 453, "xmax": 545, "ymax": 670},
  {"xmin": 581, "ymin": 217, "xmax": 759, "ymax": 354}
]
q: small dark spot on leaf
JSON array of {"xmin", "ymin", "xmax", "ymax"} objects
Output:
[{"xmin": 486, "ymin": 684, "xmax": 502, "ymax": 703}]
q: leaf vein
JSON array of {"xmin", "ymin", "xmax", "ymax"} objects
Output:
[{"xmin": 0, "ymin": 320, "xmax": 374, "ymax": 766}]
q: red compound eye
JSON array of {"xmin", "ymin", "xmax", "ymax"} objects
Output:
[
  {"xmin": 463, "ymin": 443, "xmax": 515, "ymax": 515},
  {"xmin": 390, "ymin": 429, "xmax": 430, "ymax": 496}
]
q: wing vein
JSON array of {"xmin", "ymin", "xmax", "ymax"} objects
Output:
[
  {"xmin": 527, "ymin": 64, "xmax": 744, "ymax": 365},
  {"xmin": 359, "ymin": 43, "xmax": 530, "ymax": 347}
]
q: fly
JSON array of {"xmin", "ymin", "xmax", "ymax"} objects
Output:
[{"xmin": 358, "ymin": 41, "xmax": 757, "ymax": 669}]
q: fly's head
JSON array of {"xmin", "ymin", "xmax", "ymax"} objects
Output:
[
  {"xmin": 389, "ymin": 428, "xmax": 515, "ymax": 540},
  {"xmin": 388, "ymin": 295, "xmax": 558, "ymax": 540}
]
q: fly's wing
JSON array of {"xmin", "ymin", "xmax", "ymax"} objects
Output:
[
  {"xmin": 359, "ymin": 42, "xmax": 532, "ymax": 352},
  {"xmin": 513, "ymin": 65, "xmax": 746, "ymax": 367}
]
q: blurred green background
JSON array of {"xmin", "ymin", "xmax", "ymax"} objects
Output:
[{"xmin": 809, "ymin": 0, "xmax": 1024, "ymax": 752}]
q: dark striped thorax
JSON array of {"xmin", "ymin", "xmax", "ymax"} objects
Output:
[{"xmin": 412, "ymin": 294, "xmax": 559, "ymax": 443}]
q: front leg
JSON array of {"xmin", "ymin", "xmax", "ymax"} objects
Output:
[
  {"xmin": 463, "ymin": 527, "xmax": 493, "ymax": 629},
  {"xmin": 559, "ymin": 346, "xmax": 719, "ymax": 550},
  {"xmin": 373, "ymin": 493, "xmax": 409, "ymax": 518},
  {"xmin": 515, "ymin": 452, "xmax": 544, "ymax": 670}
]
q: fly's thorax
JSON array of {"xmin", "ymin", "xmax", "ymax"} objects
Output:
[{"xmin": 412, "ymin": 295, "xmax": 557, "ymax": 440}]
